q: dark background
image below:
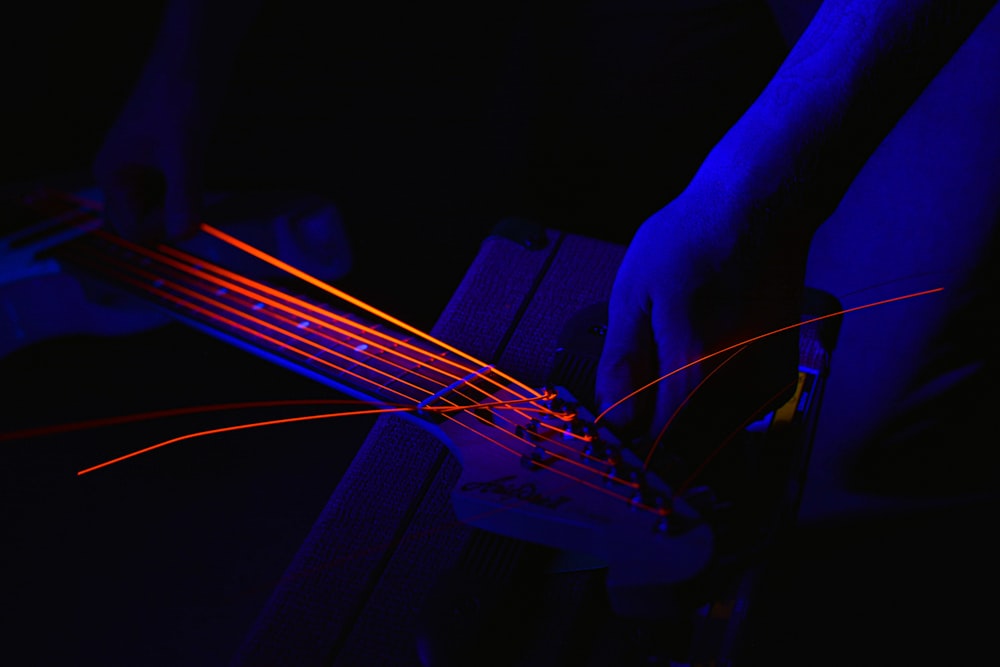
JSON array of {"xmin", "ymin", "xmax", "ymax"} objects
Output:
[{"xmin": 10, "ymin": 2, "xmax": 990, "ymax": 666}]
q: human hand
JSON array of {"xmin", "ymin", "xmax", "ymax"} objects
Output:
[
  {"xmin": 595, "ymin": 183, "xmax": 810, "ymax": 478},
  {"xmin": 0, "ymin": 196, "xmax": 168, "ymax": 360},
  {"xmin": 92, "ymin": 63, "xmax": 206, "ymax": 245}
]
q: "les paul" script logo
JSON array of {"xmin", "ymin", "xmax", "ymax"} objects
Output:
[{"xmin": 460, "ymin": 475, "xmax": 571, "ymax": 509}]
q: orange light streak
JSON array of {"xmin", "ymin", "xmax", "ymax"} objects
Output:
[
  {"xmin": 0, "ymin": 399, "xmax": 403, "ymax": 443},
  {"xmin": 452, "ymin": 402, "xmax": 641, "ymax": 491},
  {"xmin": 595, "ymin": 287, "xmax": 945, "ymax": 425},
  {"xmin": 152, "ymin": 238, "xmax": 533, "ymax": 412},
  {"xmin": 643, "ymin": 346, "xmax": 747, "ymax": 471},
  {"xmin": 156, "ymin": 243, "xmax": 477, "ymax": 387},
  {"xmin": 99, "ymin": 266, "xmax": 423, "ymax": 406},
  {"xmin": 444, "ymin": 414, "xmax": 649, "ymax": 510},
  {"xmin": 57, "ymin": 196, "xmax": 644, "ymax": 503},
  {"xmin": 673, "ymin": 379, "xmax": 798, "ymax": 498},
  {"xmin": 77, "ymin": 406, "xmax": 417, "ymax": 476},
  {"xmin": 198, "ymin": 223, "xmax": 542, "ymax": 399},
  {"xmin": 88, "ymin": 226, "xmax": 537, "ymax": 418},
  {"xmin": 104, "ymin": 260, "xmax": 442, "ymax": 403}
]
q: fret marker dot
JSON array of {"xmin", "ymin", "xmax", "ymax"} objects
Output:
[
  {"xmin": 355, "ymin": 343, "xmax": 369, "ymax": 352},
  {"xmin": 253, "ymin": 302, "xmax": 265, "ymax": 310},
  {"xmin": 298, "ymin": 320, "xmax": 311, "ymax": 328}
]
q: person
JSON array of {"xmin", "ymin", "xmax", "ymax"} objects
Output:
[
  {"xmin": 593, "ymin": 0, "xmax": 1000, "ymax": 517},
  {"xmin": 83, "ymin": 0, "xmax": 1000, "ymax": 661},
  {"xmin": 93, "ymin": 0, "xmax": 999, "ymax": 501}
]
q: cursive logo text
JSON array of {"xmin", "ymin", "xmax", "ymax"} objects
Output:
[{"xmin": 460, "ymin": 475, "xmax": 571, "ymax": 509}]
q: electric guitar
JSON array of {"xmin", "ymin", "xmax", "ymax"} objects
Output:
[{"xmin": 2, "ymin": 185, "xmax": 833, "ymax": 639}]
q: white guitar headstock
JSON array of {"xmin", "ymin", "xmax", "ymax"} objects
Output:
[{"xmin": 435, "ymin": 384, "xmax": 716, "ymax": 615}]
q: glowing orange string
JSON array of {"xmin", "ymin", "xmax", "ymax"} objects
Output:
[
  {"xmin": 96, "ymin": 241, "xmax": 508, "ymax": 415},
  {"xmin": 156, "ymin": 243, "xmax": 477, "ymax": 387},
  {"xmin": 595, "ymin": 287, "xmax": 945, "ymax": 425},
  {"xmin": 673, "ymin": 379, "xmax": 798, "ymax": 497},
  {"xmin": 90, "ymin": 221, "xmax": 541, "ymax": 422},
  {"xmin": 98, "ymin": 265, "xmax": 424, "ymax": 405},
  {"xmin": 452, "ymin": 401, "xmax": 642, "ymax": 491},
  {"xmin": 444, "ymin": 414, "xmax": 649, "ymax": 510},
  {"xmin": 55, "ymin": 195, "xmax": 649, "ymax": 501},
  {"xmin": 643, "ymin": 346, "xmax": 748, "ymax": 471},
  {"xmin": 136, "ymin": 237, "xmax": 528, "ymax": 412},
  {"xmin": 77, "ymin": 406, "xmax": 418, "ymax": 476},
  {"xmin": 97, "ymin": 251, "xmax": 453, "ymax": 402},
  {"xmin": 160, "ymin": 236, "xmax": 555, "ymax": 424},
  {"xmin": 198, "ymin": 222, "xmax": 541, "ymax": 399},
  {"xmin": 159, "ymin": 248, "xmax": 528, "ymax": 411},
  {"xmin": 0, "ymin": 399, "xmax": 401, "ymax": 443}
]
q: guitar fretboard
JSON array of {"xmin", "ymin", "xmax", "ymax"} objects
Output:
[{"xmin": 26, "ymin": 190, "xmax": 507, "ymax": 414}]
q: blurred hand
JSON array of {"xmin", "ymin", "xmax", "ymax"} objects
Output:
[
  {"xmin": 93, "ymin": 66, "xmax": 206, "ymax": 245},
  {"xmin": 595, "ymin": 183, "xmax": 810, "ymax": 470}
]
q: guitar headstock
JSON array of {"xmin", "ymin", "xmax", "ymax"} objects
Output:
[{"xmin": 435, "ymin": 384, "xmax": 716, "ymax": 614}]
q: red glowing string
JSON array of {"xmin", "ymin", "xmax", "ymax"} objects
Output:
[
  {"xmin": 595, "ymin": 287, "xmax": 945, "ymax": 425},
  {"xmin": 443, "ymin": 414, "xmax": 648, "ymax": 509},
  {"xmin": 673, "ymin": 378, "xmax": 798, "ymax": 498},
  {"xmin": 77, "ymin": 406, "xmax": 418, "ymax": 476},
  {"xmin": 198, "ymin": 222, "xmax": 542, "ymax": 400},
  {"xmin": 42, "ymin": 193, "xmax": 713, "ymax": 508},
  {"xmin": 0, "ymin": 399, "xmax": 402, "ymax": 443},
  {"xmin": 99, "ymin": 265, "xmax": 426, "ymax": 405},
  {"xmin": 130, "ymin": 236, "xmax": 531, "ymax": 413},
  {"xmin": 643, "ymin": 346, "xmax": 748, "ymax": 471},
  {"xmin": 157, "ymin": 243, "xmax": 479, "ymax": 387}
]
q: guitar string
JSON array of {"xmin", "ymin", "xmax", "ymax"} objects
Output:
[
  {"xmin": 442, "ymin": 413, "xmax": 660, "ymax": 511},
  {"xmin": 73, "ymin": 234, "xmax": 648, "ymax": 499},
  {"xmin": 643, "ymin": 345, "xmax": 749, "ymax": 471},
  {"xmin": 0, "ymin": 398, "xmax": 410, "ymax": 443},
  {"xmin": 673, "ymin": 379, "xmax": 799, "ymax": 498},
  {"xmin": 32, "ymin": 192, "xmax": 965, "ymax": 540},
  {"xmin": 39, "ymin": 189, "xmax": 792, "ymax": 521},
  {"xmin": 83, "ymin": 216, "xmax": 627, "ymax": 472},
  {"xmin": 200, "ymin": 221, "xmax": 543, "ymax": 399},
  {"xmin": 113, "ymin": 242, "xmax": 552, "ymax": 430},
  {"xmin": 36, "ymin": 188, "xmax": 521, "ymax": 404},
  {"xmin": 69, "ymin": 252, "xmax": 431, "ymax": 406},
  {"xmin": 39, "ymin": 192, "xmax": 584, "ymax": 444},
  {"xmin": 157, "ymin": 242, "xmax": 543, "ymax": 406},
  {"xmin": 70, "ymin": 218, "xmax": 478, "ymax": 407},
  {"xmin": 150, "ymin": 247, "xmax": 632, "ymax": 468},
  {"xmin": 158, "ymin": 243, "xmax": 491, "ymax": 387},
  {"xmin": 58, "ymin": 216, "xmax": 636, "ymax": 492},
  {"xmin": 594, "ymin": 287, "xmax": 947, "ymax": 426},
  {"xmin": 77, "ymin": 406, "xmax": 420, "ymax": 476},
  {"xmin": 36, "ymin": 192, "xmax": 705, "ymax": 510},
  {"xmin": 109, "ymin": 230, "xmax": 476, "ymax": 393}
]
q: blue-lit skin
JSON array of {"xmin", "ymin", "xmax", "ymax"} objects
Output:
[{"xmin": 596, "ymin": 0, "xmax": 1000, "ymax": 516}]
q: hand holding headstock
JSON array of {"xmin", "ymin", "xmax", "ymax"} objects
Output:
[{"xmin": 436, "ymin": 384, "xmax": 716, "ymax": 615}]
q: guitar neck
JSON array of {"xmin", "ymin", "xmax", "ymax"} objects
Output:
[{"xmin": 26, "ymin": 190, "xmax": 504, "ymax": 415}]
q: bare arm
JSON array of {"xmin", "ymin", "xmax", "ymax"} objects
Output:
[{"xmin": 596, "ymin": 0, "xmax": 998, "ymax": 449}]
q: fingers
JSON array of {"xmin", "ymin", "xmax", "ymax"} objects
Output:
[
  {"xmin": 95, "ymin": 158, "xmax": 201, "ymax": 245},
  {"xmin": 94, "ymin": 161, "xmax": 166, "ymax": 244},
  {"xmin": 163, "ymin": 143, "xmax": 203, "ymax": 241},
  {"xmin": 595, "ymin": 283, "xmax": 655, "ymax": 438}
]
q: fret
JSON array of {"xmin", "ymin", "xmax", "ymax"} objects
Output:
[
  {"xmin": 24, "ymin": 189, "xmax": 517, "ymax": 414},
  {"xmin": 53, "ymin": 224, "xmax": 468, "ymax": 408}
]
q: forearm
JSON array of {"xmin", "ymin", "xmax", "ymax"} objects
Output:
[
  {"xmin": 135, "ymin": 0, "xmax": 265, "ymax": 118},
  {"xmin": 695, "ymin": 0, "xmax": 997, "ymax": 230}
]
